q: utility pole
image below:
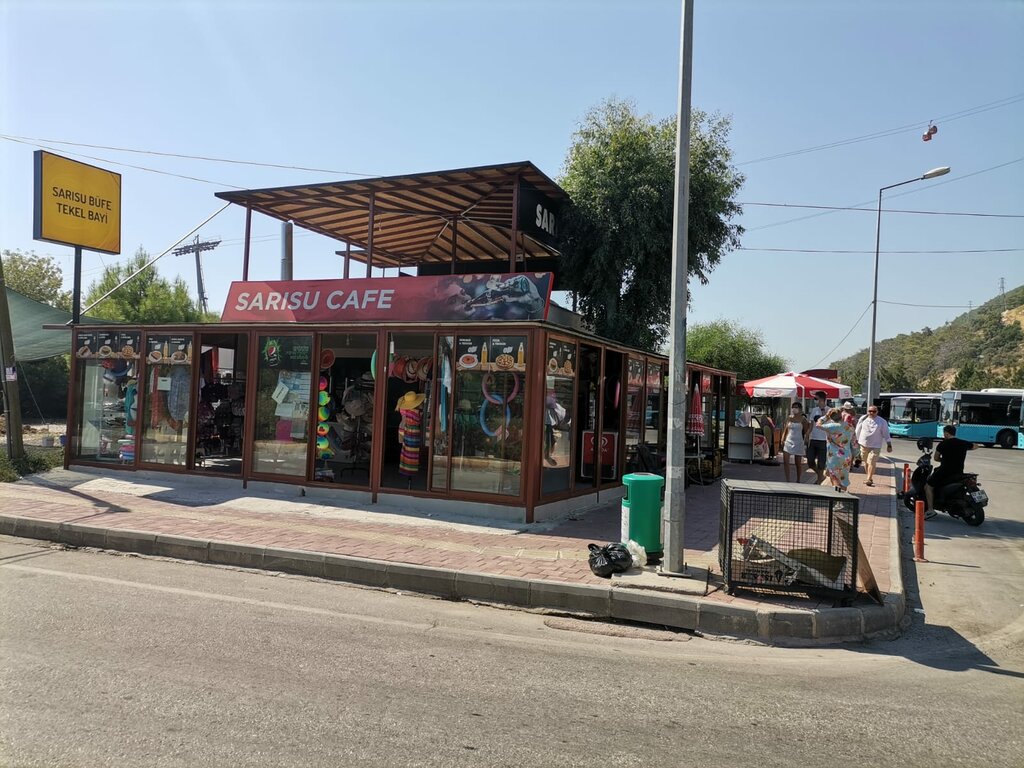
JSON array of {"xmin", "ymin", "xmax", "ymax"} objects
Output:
[
  {"xmin": 999, "ymin": 277, "xmax": 1007, "ymax": 314},
  {"xmin": 172, "ymin": 235, "xmax": 220, "ymax": 314},
  {"xmin": 662, "ymin": 0, "xmax": 694, "ymax": 577},
  {"xmin": 0, "ymin": 252, "xmax": 25, "ymax": 461}
]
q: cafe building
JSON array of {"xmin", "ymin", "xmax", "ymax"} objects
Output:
[{"xmin": 65, "ymin": 162, "xmax": 735, "ymax": 522}]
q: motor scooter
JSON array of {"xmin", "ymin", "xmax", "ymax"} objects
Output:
[{"xmin": 903, "ymin": 438, "xmax": 987, "ymax": 526}]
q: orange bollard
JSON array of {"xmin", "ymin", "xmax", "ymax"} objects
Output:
[
  {"xmin": 914, "ymin": 500, "xmax": 928, "ymax": 562},
  {"xmin": 903, "ymin": 463, "xmax": 911, "ymax": 495}
]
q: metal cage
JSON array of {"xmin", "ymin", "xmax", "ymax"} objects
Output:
[{"xmin": 719, "ymin": 480, "xmax": 859, "ymax": 596}]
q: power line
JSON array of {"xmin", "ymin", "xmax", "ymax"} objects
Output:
[
  {"xmin": 741, "ymin": 199, "xmax": 1024, "ymax": 218},
  {"xmin": 746, "ymin": 157, "xmax": 1024, "ymax": 231},
  {"xmin": 809, "ymin": 302, "xmax": 872, "ymax": 368},
  {"xmin": 737, "ymin": 92, "xmax": 1024, "ymax": 166},
  {"xmin": 0, "ymin": 135, "xmax": 245, "ymax": 188},
  {"xmin": 0, "ymin": 133, "xmax": 376, "ymax": 178},
  {"xmin": 738, "ymin": 246, "xmax": 1023, "ymax": 255},
  {"xmin": 877, "ymin": 299, "xmax": 974, "ymax": 309}
]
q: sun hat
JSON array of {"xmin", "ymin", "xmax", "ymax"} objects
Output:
[
  {"xmin": 842, "ymin": 401, "xmax": 855, "ymax": 410},
  {"xmin": 395, "ymin": 391, "xmax": 426, "ymax": 411}
]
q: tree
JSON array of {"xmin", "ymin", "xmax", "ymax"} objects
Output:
[
  {"xmin": 84, "ymin": 247, "xmax": 206, "ymax": 324},
  {"xmin": 1, "ymin": 249, "xmax": 70, "ymax": 309},
  {"xmin": 687, "ymin": 319, "xmax": 788, "ymax": 380},
  {"xmin": 558, "ymin": 97, "xmax": 744, "ymax": 349}
]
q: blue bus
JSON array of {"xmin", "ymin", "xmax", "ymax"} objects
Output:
[
  {"xmin": 875, "ymin": 392, "xmax": 941, "ymax": 439},
  {"xmin": 937, "ymin": 389, "xmax": 1024, "ymax": 449}
]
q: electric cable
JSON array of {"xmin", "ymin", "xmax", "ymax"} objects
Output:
[
  {"xmin": 82, "ymin": 203, "xmax": 231, "ymax": 315},
  {"xmin": 746, "ymin": 157, "xmax": 1024, "ymax": 232},
  {"xmin": 738, "ymin": 246, "xmax": 1023, "ymax": 255},
  {"xmin": 808, "ymin": 302, "xmax": 872, "ymax": 369},
  {"xmin": 738, "ymin": 92, "xmax": 1024, "ymax": 166}
]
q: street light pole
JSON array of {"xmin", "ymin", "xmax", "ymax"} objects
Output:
[{"xmin": 866, "ymin": 166, "xmax": 950, "ymax": 405}]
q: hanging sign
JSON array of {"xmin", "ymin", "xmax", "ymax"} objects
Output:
[
  {"xmin": 33, "ymin": 151, "xmax": 121, "ymax": 254},
  {"xmin": 221, "ymin": 273, "xmax": 553, "ymax": 323},
  {"xmin": 516, "ymin": 180, "xmax": 561, "ymax": 249}
]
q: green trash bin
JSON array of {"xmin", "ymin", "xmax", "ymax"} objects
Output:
[{"xmin": 621, "ymin": 472, "xmax": 664, "ymax": 564}]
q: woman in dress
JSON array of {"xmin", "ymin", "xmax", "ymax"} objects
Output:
[
  {"xmin": 816, "ymin": 407, "xmax": 855, "ymax": 491},
  {"xmin": 780, "ymin": 402, "xmax": 812, "ymax": 483},
  {"xmin": 841, "ymin": 401, "xmax": 860, "ymax": 471}
]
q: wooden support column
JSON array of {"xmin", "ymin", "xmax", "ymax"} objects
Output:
[
  {"xmin": 366, "ymin": 193, "xmax": 375, "ymax": 276},
  {"xmin": 508, "ymin": 175, "xmax": 520, "ymax": 274},
  {"xmin": 450, "ymin": 217, "xmax": 458, "ymax": 274},
  {"xmin": 345, "ymin": 241, "xmax": 351, "ymax": 279}
]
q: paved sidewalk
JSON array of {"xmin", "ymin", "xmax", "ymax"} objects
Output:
[{"xmin": 0, "ymin": 457, "xmax": 906, "ymax": 643}]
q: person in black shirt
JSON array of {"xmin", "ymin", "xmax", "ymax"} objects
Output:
[{"xmin": 925, "ymin": 425, "xmax": 976, "ymax": 513}]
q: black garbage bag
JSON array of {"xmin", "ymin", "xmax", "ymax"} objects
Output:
[{"xmin": 588, "ymin": 543, "xmax": 633, "ymax": 578}]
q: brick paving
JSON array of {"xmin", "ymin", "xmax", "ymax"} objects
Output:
[{"xmin": 0, "ymin": 456, "xmax": 899, "ymax": 611}]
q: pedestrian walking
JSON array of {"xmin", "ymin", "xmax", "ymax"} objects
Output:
[
  {"xmin": 815, "ymin": 408, "xmax": 855, "ymax": 491},
  {"xmin": 780, "ymin": 402, "xmax": 812, "ymax": 483},
  {"xmin": 806, "ymin": 390, "xmax": 829, "ymax": 484},
  {"xmin": 841, "ymin": 401, "xmax": 860, "ymax": 469},
  {"xmin": 855, "ymin": 404, "xmax": 892, "ymax": 486}
]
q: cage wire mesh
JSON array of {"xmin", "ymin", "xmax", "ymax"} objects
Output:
[{"xmin": 720, "ymin": 481, "xmax": 858, "ymax": 595}]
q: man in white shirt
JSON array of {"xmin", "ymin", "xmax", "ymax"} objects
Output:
[{"xmin": 855, "ymin": 405, "xmax": 893, "ymax": 487}]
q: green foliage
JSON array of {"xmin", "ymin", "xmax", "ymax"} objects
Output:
[
  {"xmin": 558, "ymin": 97, "xmax": 744, "ymax": 349},
  {"xmin": 2, "ymin": 249, "xmax": 71, "ymax": 309},
  {"xmin": 832, "ymin": 284, "xmax": 1024, "ymax": 392},
  {"xmin": 0, "ymin": 445, "xmax": 65, "ymax": 483},
  {"xmin": 687, "ymin": 319, "xmax": 788, "ymax": 380},
  {"xmin": 84, "ymin": 247, "xmax": 205, "ymax": 324}
]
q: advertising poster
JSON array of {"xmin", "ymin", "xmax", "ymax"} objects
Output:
[
  {"xmin": 145, "ymin": 334, "xmax": 193, "ymax": 366},
  {"xmin": 221, "ymin": 273, "xmax": 553, "ymax": 324},
  {"xmin": 545, "ymin": 340, "xmax": 576, "ymax": 377}
]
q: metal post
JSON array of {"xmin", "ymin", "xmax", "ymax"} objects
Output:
[
  {"xmin": 242, "ymin": 206, "xmax": 252, "ymax": 281},
  {"xmin": 866, "ymin": 188, "xmax": 883, "ymax": 406},
  {"xmin": 509, "ymin": 176, "xmax": 520, "ymax": 273},
  {"xmin": 914, "ymin": 500, "xmax": 927, "ymax": 562},
  {"xmin": 345, "ymin": 241, "xmax": 351, "ymax": 279},
  {"xmin": 72, "ymin": 246, "xmax": 83, "ymax": 325},
  {"xmin": 450, "ymin": 217, "xmax": 459, "ymax": 275},
  {"xmin": 281, "ymin": 221, "xmax": 293, "ymax": 280},
  {"xmin": 662, "ymin": 0, "xmax": 694, "ymax": 576}
]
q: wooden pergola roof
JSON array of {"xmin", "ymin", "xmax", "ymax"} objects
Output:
[{"xmin": 216, "ymin": 161, "xmax": 568, "ymax": 269}]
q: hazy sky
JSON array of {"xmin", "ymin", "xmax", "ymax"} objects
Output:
[{"xmin": 2, "ymin": 0, "xmax": 1022, "ymax": 373}]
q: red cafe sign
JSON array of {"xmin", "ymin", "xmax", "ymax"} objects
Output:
[{"xmin": 221, "ymin": 273, "xmax": 553, "ymax": 323}]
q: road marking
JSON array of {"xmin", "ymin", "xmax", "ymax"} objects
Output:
[{"xmin": 1, "ymin": 563, "xmax": 434, "ymax": 631}]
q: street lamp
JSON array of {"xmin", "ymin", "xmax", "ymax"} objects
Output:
[{"xmin": 866, "ymin": 166, "xmax": 950, "ymax": 405}]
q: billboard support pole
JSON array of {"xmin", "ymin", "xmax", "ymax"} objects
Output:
[{"xmin": 72, "ymin": 246, "xmax": 83, "ymax": 326}]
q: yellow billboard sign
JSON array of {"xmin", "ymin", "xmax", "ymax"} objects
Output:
[{"xmin": 33, "ymin": 150, "xmax": 121, "ymax": 254}]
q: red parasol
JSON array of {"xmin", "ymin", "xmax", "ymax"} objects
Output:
[{"xmin": 687, "ymin": 381, "xmax": 705, "ymax": 435}]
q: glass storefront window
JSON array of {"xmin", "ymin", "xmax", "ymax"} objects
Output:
[
  {"xmin": 252, "ymin": 335, "xmax": 313, "ymax": 477},
  {"xmin": 381, "ymin": 332, "xmax": 435, "ymax": 491},
  {"xmin": 624, "ymin": 358, "xmax": 645, "ymax": 474},
  {"xmin": 599, "ymin": 351, "xmax": 624, "ymax": 482},
  {"xmin": 451, "ymin": 334, "xmax": 528, "ymax": 496},
  {"xmin": 574, "ymin": 345, "xmax": 601, "ymax": 489},
  {"xmin": 542, "ymin": 338, "xmax": 576, "ymax": 495},
  {"xmin": 645, "ymin": 362, "xmax": 664, "ymax": 449},
  {"xmin": 73, "ymin": 330, "xmax": 140, "ymax": 464},
  {"xmin": 195, "ymin": 333, "xmax": 248, "ymax": 475},
  {"xmin": 314, "ymin": 333, "xmax": 376, "ymax": 487},
  {"xmin": 431, "ymin": 336, "xmax": 455, "ymax": 492},
  {"xmin": 139, "ymin": 333, "xmax": 194, "ymax": 466}
]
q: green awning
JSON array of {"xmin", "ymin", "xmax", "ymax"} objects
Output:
[{"xmin": 5, "ymin": 287, "xmax": 110, "ymax": 362}]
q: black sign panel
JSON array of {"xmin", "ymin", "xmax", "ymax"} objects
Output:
[
  {"xmin": 545, "ymin": 339, "xmax": 576, "ymax": 377},
  {"xmin": 145, "ymin": 334, "xmax": 194, "ymax": 366},
  {"xmin": 517, "ymin": 180, "xmax": 561, "ymax": 249}
]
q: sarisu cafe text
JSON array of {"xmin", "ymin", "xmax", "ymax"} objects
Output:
[{"xmin": 232, "ymin": 288, "xmax": 396, "ymax": 312}]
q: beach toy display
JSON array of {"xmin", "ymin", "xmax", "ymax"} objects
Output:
[{"xmin": 316, "ymin": 375, "xmax": 333, "ymax": 459}]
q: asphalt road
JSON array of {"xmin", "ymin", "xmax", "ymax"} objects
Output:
[{"xmin": 1, "ymin": 447, "xmax": 1021, "ymax": 767}]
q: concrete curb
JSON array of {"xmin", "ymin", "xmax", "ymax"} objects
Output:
[{"xmin": 0, "ymin": 512, "xmax": 905, "ymax": 644}]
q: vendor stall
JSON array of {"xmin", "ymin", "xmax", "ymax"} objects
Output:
[{"xmin": 64, "ymin": 162, "xmax": 735, "ymax": 523}]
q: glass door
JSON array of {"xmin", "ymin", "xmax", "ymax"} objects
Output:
[
  {"xmin": 194, "ymin": 332, "xmax": 248, "ymax": 475},
  {"xmin": 250, "ymin": 334, "xmax": 314, "ymax": 478},
  {"xmin": 139, "ymin": 332, "xmax": 194, "ymax": 467}
]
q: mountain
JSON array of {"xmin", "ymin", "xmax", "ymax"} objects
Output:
[{"xmin": 830, "ymin": 284, "xmax": 1024, "ymax": 393}]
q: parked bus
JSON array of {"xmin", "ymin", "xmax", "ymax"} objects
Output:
[
  {"xmin": 874, "ymin": 392, "xmax": 942, "ymax": 439},
  {"xmin": 937, "ymin": 390, "xmax": 1024, "ymax": 449}
]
